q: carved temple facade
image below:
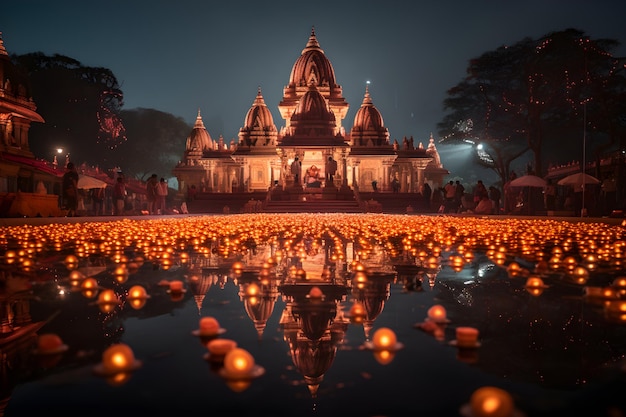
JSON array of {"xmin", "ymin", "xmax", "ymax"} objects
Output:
[{"xmin": 173, "ymin": 28, "xmax": 449, "ymax": 197}]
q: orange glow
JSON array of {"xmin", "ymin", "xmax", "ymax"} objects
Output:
[
  {"xmin": 223, "ymin": 348, "xmax": 255, "ymax": 378},
  {"xmin": 207, "ymin": 339, "xmax": 237, "ymax": 356},
  {"xmin": 199, "ymin": 316, "xmax": 220, "ymax": 335},
  {"xmin": 372, "ymin": 327, "xmax": 397, "ymax": 350},
  {"xmin": 97, "ymin": 289, "xmax": 119, "ymax": 304},
  {"xmin": 427, "ymin": 304, "xmax": 448, "ymax": 322},
  {"xmin": 456, "ymin": 326, "xmax": 479, "ymax": 348},
  {"xmin": 127, "ymin": 285, "xmax": 147, "ymax": 299},
  {"xmin": 102, "ymin": 344, "xmax": 137, "ymax": 373},
  {"xmin": 469, "ymin": 386, "xmax": 514, "ymax": 417}
]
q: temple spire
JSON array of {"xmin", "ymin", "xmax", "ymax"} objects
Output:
[
  {"xmin": 0, "ymin": 32, "xmax": 7, "ymax": 56},
  {"xmin": 303, "ymin": 26, "xmax": 323, "ymax": 53}
]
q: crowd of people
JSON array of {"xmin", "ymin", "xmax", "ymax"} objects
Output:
[{"xmin": 60, "ymin": 163, "xmax": 172, "ymax": 217}]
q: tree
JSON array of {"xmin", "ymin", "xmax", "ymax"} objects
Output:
[
  {"xmin": 12, "ymin": 52, "xmax": 126, "ymax": 166},
  {"xmin": 438, "ymin": 29, "xmax": 625, "ymax": 183},
  {"xmin": 116, "ymin": 108, "xmax": 190, "ymax": 180}
]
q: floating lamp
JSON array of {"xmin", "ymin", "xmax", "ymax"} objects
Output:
[
  {"xmin": 127, "ymin": 285, "xmax": 148, "ymax": 300},
  {"xmin": 80, "ymin": 277, "xmax": 99, "ymax": 298},
  {"xmin": 113, "ymin": 265, "xmax": 129, "ymax": 283},
  {"xmin": 460, "ymin": 386, "xmax": 515, "ymax": 417},
  {"xmin": 34, "ymin": 333, "xmax": 68, "ymax": 355},
  {"xmin": 427, "ymin": 304, "xmax": 450, "ymax": 324},
  {"xmin": 127, "ymin": 285, "xmax": 149, "ymax": 309},
  {"xmin": 452, "ymin": 327, "xmax": 481, "ymax": 349},
  {"xmin": 220, "ymin": 348, "xmax": 264, "ymax": 380},
  {"xmin": 64, "ymin": 254, "xmax": 79, "ymax": 270},
  {"xmin": 93, "ymin": 343, "xmax": 142, "ymax": 376},
  {"xmin": 168, "ymin": 280, "xmax": 185, "ymax": 293},
  {"xmin": 192, "ymin": 316, "xmax": 226, "ymax": 337},
  {"xmin": 524, "ymin": 276, "xmax": 548, "ymax": 296},
  {"xmin": 569, "ymin": 266, "xmax": 589, "ymax": 285},
  {"xmin": 205, "ymin": 338, "xmax": 237, "ymax": 361}
]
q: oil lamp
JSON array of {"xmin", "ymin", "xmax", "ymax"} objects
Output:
[
  {"xmin": 220, "ymin": 348, "xmax": 264, "ymax": 380},
  {"xmin": 463, "ymin": 386, "xmax": 514, "ymax": 417},
  {"xmin": 205, "ymin": 338, "xmax": 237, "ymax": 361},
  {"xmin": 427, "ymin": 304, "xmax": 450, "ymax": 323},
  {"xmin": 93, "ymin": 343, "xmax": 142, "ymax": 376},
  {"xmin": 193, "ymin": 316, "xmax": 225, "ymax": 337},
  {"xmin": 34, "ymin": 333, "xmax": 68, "ymax": 355},
  {"xmin": 453, "ymin": 326, "xmax": 480, "ymax": 348}
]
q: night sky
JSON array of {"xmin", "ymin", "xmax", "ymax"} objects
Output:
[{"xmin": 2, "ymin": 0, "xmax": 625, "ymax": 182}]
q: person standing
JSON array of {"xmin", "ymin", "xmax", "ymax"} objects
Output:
[
  {"xmin": 488, "ymin": 185, "xmax": 502, "ymax": 214},
  {"xmin": 325, "ymin": 156, "xmax": 337, "ymax": 186},
  {"xmin": 146, "ymin": 174, "xmax": 159, "ymax": 214},
  {"xmin": 444, "ymin": 180, "xmax": 456, "ymax": 212},
  {"xmin": 543, "ymin": 179, "xmax": 556, "ymax": 211},
  {"xmin": 92, "ymin": 186, "xmax": 105, "ymax": 216},
  {"xmin": 113, "ymin": 176, "xmax": 126, "ymax": 215},
  {"xmin": 291, "ymin": 157, "xmax": 302, "ymax": 185},
  {"xmin": 156, "ymin": 177, "xmax": 168, "ymax": 214},
  {"xmin": 454, "ymin": 180, "xmax": 465, "ymax": 212},
  {"xmin": 62, "ymin": 162, "xmax": 79, "ymax": 217}
]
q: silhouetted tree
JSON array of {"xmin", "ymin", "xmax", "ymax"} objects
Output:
[
  {"xmin": 438, "ymin": 28, "xmax": 626, "ymax": 183},
  {"xmin": 117, "ymin": 108, "xmax": 190, "ymax": 180},
  {"xmin": 12, "ymin": 52, "xmax": 126, "ymax": 166}
]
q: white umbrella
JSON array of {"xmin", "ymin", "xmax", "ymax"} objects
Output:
[
  {"xmin": 77, "ymin": 174, "xmax": 108, "ymax": 189},
  {"xmin": 557, "ymin": 172, "xmax": 600, "ymax": 187},
  {"xmin": 509, "ymin": 175, "xmax": 547, "ymax": 188}
]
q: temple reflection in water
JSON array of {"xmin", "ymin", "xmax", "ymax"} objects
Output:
[{"xmin": 0, "ymin": 213, "xmax": 625, "ymax": 416}]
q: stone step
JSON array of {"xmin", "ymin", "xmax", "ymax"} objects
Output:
[{"xmin": 263, "ymin": 200, "xmax": 363, "ymax": 213}]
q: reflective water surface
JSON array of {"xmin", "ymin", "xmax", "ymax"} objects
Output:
[{"xmin": 0, "ymin": 214, "xmax": 625, "ymax": 417}]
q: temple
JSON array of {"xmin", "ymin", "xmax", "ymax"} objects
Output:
[{"xmin": 173, "ymin": 28, "xmax": 449, "ymax": 213}]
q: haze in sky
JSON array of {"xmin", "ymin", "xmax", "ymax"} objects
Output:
[{"xmin": 2, "ymin": 0, "xmax": 625, "ymax": 181}]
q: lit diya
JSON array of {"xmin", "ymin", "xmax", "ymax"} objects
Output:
[
  {"xmin": 166, "ymin": 280, "xmax": 186, "ymax": 294},
  {"xmin": 204, "ymin": 338, "xmax": 238, "ymax": 362},
  {"xmin": 449, "ymin": 326, "xmax": 481, "ymax": 349},
  {"xmin": 524, "ymin": 276, "xmax": 549, "ymax": 296},
  {"xmin": 459, "ymin": 385, "xmax": 525, "ymax": 417},
  {"xmin": 93, "ymin": 343, "xmax": 142, "ymax": 377},
  {"xmin": 218, "ymin": 348, "xmax": 265, "ymax": 380},
  {"xmin": 33, "ymin": 333, "xmax": 68, "ymax": 355},
  {"xmin": 425, "ymin": 304, "xmax": 451, "ymax": 324},
  {"xmin": 192, "ymin": 316, "xmax": 227, "ymax": 338},
  {"xmin": 362, "ymin": 327, "xmax": 404, "ymax": 351}
]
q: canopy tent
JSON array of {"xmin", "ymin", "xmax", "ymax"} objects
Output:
[
  {"xmin": 509, "ymin": 175, "xmax": 547, "ymax": 188},
  {"xmin": 77, "ymin": 174, "xmax": 108, "ymax": 189},
  {"xmin": 557, "ymin": 172, "xmax": 600, "ymax": 188}
]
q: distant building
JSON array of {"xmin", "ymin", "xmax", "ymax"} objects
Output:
[{"xmin": 173, "ymin": 28, "xmax": 448, "ymax": 200}]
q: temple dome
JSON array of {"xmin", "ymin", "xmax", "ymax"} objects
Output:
[
  {"xmin": 349, "ymin": 86, "xmax": 392, "ymax": 150},
  {"xmin": 289, "ymin": 83, "xmax": 336, "ymax": 136},
  {"xmin": 185, "ymin": 110, "xmax": 213, "ymax": 154},
  {"xmin": 352, "ymin": 86, "xmax": 386, "ymax": 134},
  {"xmin": 288, "ymin": 27, "xmax": 337, "ymax": 89},
  {"xmin": 241, "ymin": 87, "xmax": 277, "ymax": 134}
]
